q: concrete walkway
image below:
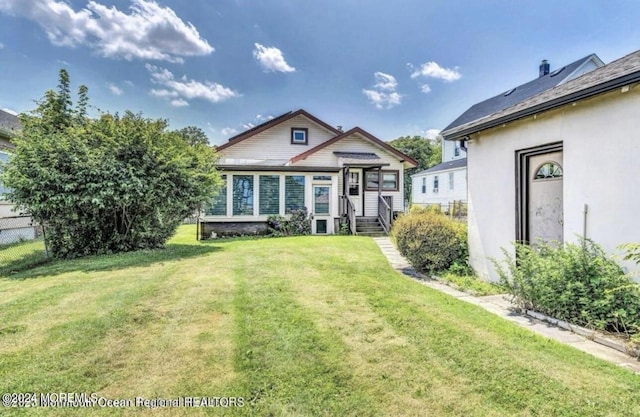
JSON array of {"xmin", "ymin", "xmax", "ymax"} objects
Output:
[{"xmin": 373, "ymin": 237, "xmax": 640, "ymax": 374}]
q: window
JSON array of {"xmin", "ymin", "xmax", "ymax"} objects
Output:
[
  {"xmin": 421, "ymin": 177, "xmax": 426, "ymax": 194},
  {"xmin": 0, "ymin": 150, "xmax": 11, "ymax": 200},
  {"xmin": 259, "ymin": 175, "xmax": 280, "ymax": 215},
  {"xmin": 314, "ymin": 186, "xmax": 330, "ymax": 215},
  {"xmin": 206, "ymin": 175, "xmax": 227, "ymax": 215},
  {"xmin": 365, "ymin": 170, "xmax": 399, "ymax": 191},
  {"xmin": 291, "ymin": 128, "xmax": 308, "ymax": 145},
  {"xmin": 313, "ymin": 175, "xmax": 331, "ymax": 181},
  {"xmin": 233, "ymin": 175, "xmax": 254, "ymax": 215},
  {"xmin": 285, "ymin": 175, "xmax": 305, "ymax": 213},
  {"xmin": 433, "ymin": 175, "xmax": 439, "ymax": 192},
  {"xmin": 449, "ymin": 172, "xmax": 454, "ymax": 190},
  {"xmin": 316, "ymin": 219, "xmax": 327, "ymax": 234},
  {"xmin": 454, "ymin": 147, "xmax": 460, "ymax": 157},
  {"xmin": 534, "ymin": 162, "xmax": 563, "ymax": 180},
  {"xmin": 348, "ymin": 172, "xmax": 359, "ymax": 196}
]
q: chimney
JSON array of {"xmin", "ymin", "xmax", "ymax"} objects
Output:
[
  {"xmin": 539, "ymin": 59, "xmax": 550, "ymax": 77},
  {"xmin": 337, "ymin": 125, "xmax": 343, "ymax": 132}
]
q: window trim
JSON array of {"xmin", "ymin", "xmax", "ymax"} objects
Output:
[
  {"xmin": 291, "ymin": 127, "xmax": 309, "ymax": 145},
  {"xmin": 364, "ymin": 170, "xmax": 399, "ymax": 192}
]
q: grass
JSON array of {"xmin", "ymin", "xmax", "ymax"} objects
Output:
[
  {"xmin": 436, "ymin": 272, "xmax": 505, "ymax": 296},
  {"xmin": 1, "ymin": 225, "xmax": 640, "ymax": 416}
]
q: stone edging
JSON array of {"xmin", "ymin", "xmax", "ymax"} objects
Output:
[{"xmin": 518, "ymin": 308, "xmax": 640, "ymax": 358}]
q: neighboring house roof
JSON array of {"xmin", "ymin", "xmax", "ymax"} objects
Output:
[
  {"xmin": 442, "ymin": 54, "xmax": 603, "ymax": 136},
  {"xmin": 216, "ymin": 109, "xmax": 340, "ymax": 151},
  {"xmin": 290, "ymin": 126, "xmax": 419, "ymax": 167},
  {"xmin": 443, "ymin": 49, "xmax": 640, "ymax": 140},
  {"xmin": 0, "ymin": 109, "xmax": 20, "ymax": 139},
  {"xmin": 412, "ymin": 158, "xmax": 467, "ymax": 176}
]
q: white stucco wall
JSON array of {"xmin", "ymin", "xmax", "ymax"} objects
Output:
[{"xmin": 468, "ymin": 83, "xmax": 640, "ymax": 281}]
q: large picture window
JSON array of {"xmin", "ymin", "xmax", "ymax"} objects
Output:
[
  {"xmin": 285, "ymin": 175, "xmax": 305, "ymax": 213},
  {"xmin": 233, "ymin": 175, "xmax": 254, "ymax": 215},
  {"xmin": 206, "ymin": 175, "xmax": 227, "ymax": 215},
  {"xmin": 365, "ymin": 170, "xmax": 399, "ymax": 191},
  {"xmin": 259, "ymin": 175, "xmax": 280, "ymax": 215}
]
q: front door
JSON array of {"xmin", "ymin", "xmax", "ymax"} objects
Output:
[
  {"xmin": 527, "ymin": 151, "xmax": 564, "ymax": 244},
  {"xmin": 313, "ymin": 185, "xmax": 331, "ymax": 234},
  {"xmin": 347, "ymin": 169, "xmax": 363, "ymax": 216}
]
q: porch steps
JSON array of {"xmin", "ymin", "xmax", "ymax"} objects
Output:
[{"xmin": 355, "ymin": 217, "xmax": 387, "ymax": 237}]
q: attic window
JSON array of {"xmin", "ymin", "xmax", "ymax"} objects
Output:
[
  {"xmin": 291, "ymin": 128, "xmax": 308, "ymax": 145},
  {"xmin": 549, "ymin": 67, "xmax": 565, "ymax": 77},
  {"xmin": 504, "ymin": 88, "xmax": 516, "ymax": 97}
]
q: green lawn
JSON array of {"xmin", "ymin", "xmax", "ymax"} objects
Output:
[{"xmin": 1, "ymin": 225, "xmax": 639, "ymax": 416}]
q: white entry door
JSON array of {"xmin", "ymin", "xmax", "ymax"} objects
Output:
[
  {"xmin": 348, "ymin": 169, "xmax": 363, "ymax": 216},
  {"xmin": 313, "ymin": 185, "xmax": 331, "ymax": 234},
  {"xmin": 528, "ymin": 151, "xmax": 563, "ymax": 244}
]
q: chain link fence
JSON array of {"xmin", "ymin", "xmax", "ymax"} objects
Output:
[{"xmin": 0, "ymin": 216, "xmax": 48, "ymax": 274}]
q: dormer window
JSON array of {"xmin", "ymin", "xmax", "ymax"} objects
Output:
[{"xmin": 291, "ymin": 128, "xmax": 308, "ymax": 145}]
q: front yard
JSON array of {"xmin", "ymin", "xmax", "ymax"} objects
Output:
[{"xmin": 1, "ymin": 225, "xmax": 639, "ymax": 416}]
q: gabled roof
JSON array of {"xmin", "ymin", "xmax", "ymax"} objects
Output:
[
  {"xmin": 442, "ymin": 54, "xmax": 603, "ymax": 135},
  {"xmin": 216, "ymin": 109, "xmax": 340, "ymax": 151},
  {"xmin": 289, "ymin": 127, "xmax": 419, "ymax": 167},
  {"xmin": 442, "ymin": 49, "xmax": 640, "ymax": 140},
  {"xmin": 412, "ymin": 158, "xmax": 467, "ymax": 176}
]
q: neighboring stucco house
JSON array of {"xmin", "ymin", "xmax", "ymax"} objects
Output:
[
  {"xmin": 200, "ymin": 109, "xmax": 417, "ymax": 237},
  {"xmin": 441, "ymin": 50, "xmax": 640, "ymax": 281},
  {"xmin": 411, "ymin": 138, "xmax": 467, "ymax": 211}
]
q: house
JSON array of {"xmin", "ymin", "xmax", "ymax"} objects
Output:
[
  {"xmin": 0, "ymin": 109, "xmax": 20, "ymax": 218},
  {"xmin": 441, "ymin": 50, "xmax": 640, "ymax": 281},
  {"xmin": 0, "ymin": 109, "xmax": 37, "ymax": 245},
  {"xmin": 411, "ymin": 138, "xmax": 467, "ymax": 212},
  {"xmin": 200, "ymin": 109, "xmax": 418, "ymax": 237}
]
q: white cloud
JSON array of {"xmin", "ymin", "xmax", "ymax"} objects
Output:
[
  {"xmin": 253, "ymin": 43, "xmax": 295, "ymax": 73},
  {"xmin": 0, "ymin": 0, "xmax": 213, "ymax": 63},
  {"xmin": 363, "ymin": 72, "xmax": 402, "ymax": 109},
  {"xmin": 221, "ymin": 127, "xmax": 237, "ymax": 136},
  {"xmin": 107, "ymin": 83, "xmax": 123, "ymax": 95},
  {"xmin": 0, "ymin": 42, "xmax": 4, "ymax": 49},
  {"xmin": 425, "ymin": 128, "xmax": 441, "ymax": 140},
  {"xmin": 170, "ymin": 98, "xmax": 189, "ymax": 107},
  {"xmin": 242, "ymin": 122, "xmax": 255, "ymax": 130},
  {"xmin": 420, "ymin": 84, "xmax": 431, "ymax": 94},
  {"xmin": 124, "ymin": 80, "xmax": 134, "ymax": 87},
  {"xmin": 146, "ymin": 63, "xmax": 239, "ymax": 105},
  {"xmin": 410, "ymin": 61, "xmax": 461, "ymax": 82}
]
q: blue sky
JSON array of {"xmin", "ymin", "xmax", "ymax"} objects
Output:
[{"xmin": 1, "ymin": 0, "xmax": 639, "ymax": 146}]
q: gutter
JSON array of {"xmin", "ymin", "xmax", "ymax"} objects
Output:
[{"xmin": 443, "ymin": 70, "xmax": 640, "ymax": 141}]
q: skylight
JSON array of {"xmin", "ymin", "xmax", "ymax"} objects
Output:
[
  {"xmin": 504, "ymin": 88, "xmax": 516, "ymax": 97},
  {"xmin": 549, "ymin": 66, "xmax": 566, "ymax": 77}
]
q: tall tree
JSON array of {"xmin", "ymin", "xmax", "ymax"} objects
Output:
[
  {"xmin": 3, "ymin": 70, "xmax": 221, "ymax": 258},
  {"xmin": 388, "ymin": 135, "xmax": 441, "ymax": 203},
  {"xmin": 175, "ymin": 126, "xmax": 210, "ymax": 147}
]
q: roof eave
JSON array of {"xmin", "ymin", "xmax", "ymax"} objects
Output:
[{"xmin": 443, "ymin": 70, "xmax": 640, "ymax": 141}]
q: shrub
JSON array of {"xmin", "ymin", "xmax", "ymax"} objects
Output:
[
  {"xmin": 391, "ymin": 211, "xmax": 467, "ymax": 274},
  {"xmin": 3, "ymin": 70, "xmax": 220, "ymax": 258},
  {"xmin": 494, "ymin": 239, "xmax": 640, "ymax": 336},
  {"xmin": 267, "ymin": 209, "xmax": 311, "ymax": 236}
]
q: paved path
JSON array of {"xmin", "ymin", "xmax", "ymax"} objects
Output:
[{"xmin": 373, "ymin": 237, "xmax": 640, "ymax": 373}]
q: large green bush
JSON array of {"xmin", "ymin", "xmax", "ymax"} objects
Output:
[
  {"xmin": 391, "ymin": 211, "xmax": 467, "ymax": 274},
  {"xmin": 2, "ymin": 70, "xmax": 220, "ymax": 258},
  {"xmin": 494, "ymin": 239, "xmax": 640, "ymax": 336}
]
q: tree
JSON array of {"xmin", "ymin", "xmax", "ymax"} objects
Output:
[
  {"xmin": 3, "ymin": 70, "xmax": 221, "ymax": 258},
  {"xmin": 388, "ymin": 135, "xmax": 441, "ymax": 203},
  {"xmin": 175, "ymin": 126, "xmax": 210, "ymax": 147}
]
